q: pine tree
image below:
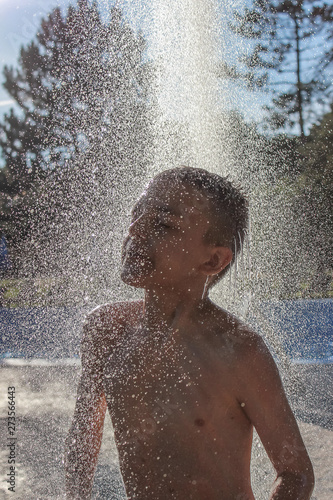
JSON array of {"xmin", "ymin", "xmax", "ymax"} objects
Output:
[
  {"xmin": 294, "ymin": 102, "xmax": 333, "ymax": 294},
  {"xmin": 0, "ymin": 0, "xmax": 151, "ymax": 287},
  {"xmin": 227, "ymin": 0, "xmax": 333, "ymax": 137}
]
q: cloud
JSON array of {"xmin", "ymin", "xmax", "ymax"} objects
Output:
[{"xmin": 0, "ymin": 99, "xmax": 14, "ymax": 107}]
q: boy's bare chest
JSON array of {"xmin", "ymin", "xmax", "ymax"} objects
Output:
[
  {"xmin": 102, "ymin": 330, "xmax": 243, "ymax": 443},
  {"xmin": 103, "ymin": 331, "xmax": 204, "ymax": 411},
  {"xmin": 102, "ymin": 330, "xmax": 253, "ymax": 499}
]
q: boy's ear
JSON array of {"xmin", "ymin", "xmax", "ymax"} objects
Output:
[{"xmin": 200, "ymin": 246, "xmax": 233, "ymax": 276}]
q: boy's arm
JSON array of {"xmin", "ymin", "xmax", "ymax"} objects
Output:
[
  {"xmin": 64, "ymin": 309, "xmax": 110, "ymax": 499},
  {"xmin": 236, "ymin": 333, "xmax": 315, "ymax": 500}
]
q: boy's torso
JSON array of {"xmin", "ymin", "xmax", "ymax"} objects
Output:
[{"xmin": 100, "ymin": 301, "xmax": 255, "ymax": 499}]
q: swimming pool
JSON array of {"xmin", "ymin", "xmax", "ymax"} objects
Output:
[{"xmin": 1, "ymin": 299, "xmax": 332, "ymax": 364}]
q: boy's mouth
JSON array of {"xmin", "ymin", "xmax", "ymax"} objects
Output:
[{"xmin": 122, "ymin": 237, "xmax": 151, "ymax": 265}]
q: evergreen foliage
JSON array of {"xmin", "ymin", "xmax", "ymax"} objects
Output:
[
  {"xmin": 227, "ymin": 0, "xmax": 333, "ymax": 137},
  {"xmin": 293, "ymin": 103, "xmax": 333, "ymax": 294}
]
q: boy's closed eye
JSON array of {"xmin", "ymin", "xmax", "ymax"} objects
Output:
[
  {"xmin": 154, "ymin": 215, "xmax": 183, "ymax": 231},
  {"xmin": 155, "ymin": 218, "xmax": 172, "ymax": 229}
]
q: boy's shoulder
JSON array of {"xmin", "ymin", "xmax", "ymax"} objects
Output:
[
  {"xmin": 80, "ymin": 300, "xmax": 142, "ymax": 360},
  {"xmin": 208, "ymin": 305, "xmax": 280, "ymax": 392},
  {"xmin": 84, "ymin": 300, "xmax": 143, "ymax": 331},
  {"xmin": 208, "ymin": 303, "xmax": 270, "ymax": 361}
]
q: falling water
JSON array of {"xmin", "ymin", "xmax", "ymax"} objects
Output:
[{"xmin": 150, "ymin": 0, "xmax": 221, "ymax": 171}]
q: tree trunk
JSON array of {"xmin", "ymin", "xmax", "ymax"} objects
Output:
[{"xmin": 294, "ymin": 15, "xmax": 305, "ymax": 139}]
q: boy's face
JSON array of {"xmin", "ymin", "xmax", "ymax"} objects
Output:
[{"xmin": 121, "ymin": 177, "xmax": 215, "ymax": 292}]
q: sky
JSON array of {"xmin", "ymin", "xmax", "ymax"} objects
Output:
[{"xmin": 0, "ymin": 0, "xmax": 70, "ymax": 116}]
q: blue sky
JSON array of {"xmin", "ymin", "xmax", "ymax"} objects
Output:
[{"xmin": 0, "ymin": 0, "xmax": 76, "ymax": 117}]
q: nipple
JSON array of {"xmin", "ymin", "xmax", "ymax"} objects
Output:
[{"xmin": 194, "ymin": 418, "xmax": 205, "ymax": 426}]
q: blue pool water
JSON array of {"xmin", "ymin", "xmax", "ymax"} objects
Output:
[
  {"xmin": 258, "ymin": 299, "xmax": 333, "ymax": 364},
  {"xmin": 0, "ymin": 299, "xmax": 332, "ymax": 363},
  {"xmin": 0, "ymin": 306, "xmax": 84, "ymax": 359}
]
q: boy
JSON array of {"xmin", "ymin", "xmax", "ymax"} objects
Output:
[{"xmin": 65, "ymin": 167, "xmax": 314, "ymax": 499}]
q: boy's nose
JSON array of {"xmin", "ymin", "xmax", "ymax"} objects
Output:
[{"xmin": 128, "ymin": 214, "xmax": 147, "ymax": 239}]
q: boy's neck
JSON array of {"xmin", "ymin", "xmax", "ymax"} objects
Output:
[{"xmin": 142, "ymin": 287, "xmax": 208, "ymax": 333}]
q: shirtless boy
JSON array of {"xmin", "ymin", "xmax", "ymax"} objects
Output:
[{"xmin": 65, "ymin": 167, "xmax": 314, "ymax": 499}]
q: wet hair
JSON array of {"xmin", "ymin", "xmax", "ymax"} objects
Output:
[{"xmin": 151, "ymin": 166, "xmax": 249, "ymax": 288}]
